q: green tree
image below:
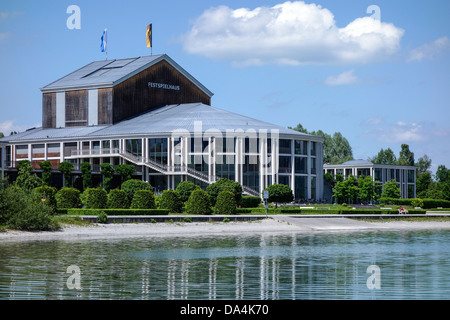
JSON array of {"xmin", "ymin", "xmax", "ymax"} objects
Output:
[
  {"xmin": 83, "ymin": 187, "xmax": 108, "ymax": 209},
  {"xmin": 416, "ymin": 155, "xmax": 432, "ymax": 175},
  {"xmin": 100, "ymin": 163, "xmax": 115, "ymax": 192},
  {"xmin": 357, "ymin": 175, "xmax": 376, "ymax": 202},
  {"xmin": 370, "ymin": 148, "xmax": 397, "ymax": 165},
  {"xmin": 15, "ymin": 160, "xmax": 42, "ymax": 192},
  {"xmin": 58, "ymin": 161, "xmax": 74, "ymax": 187},
  {"xmin": 416, "ymin": 171, "xmax": 432, "ymax": 198},
  {"xmin": 290, "ymin": 123, "xmax": 353, "ymax": 164},
  {"xmin": 398, "ymin": 144, "xmax": 414, "ymax": 166},
  {"xmin": 175, "ymin": 181, "xmax": 200, "ymax": 203},
  {"xmin": 264, "ymin": 184, "xmax": 293, "ymax": 208},
  {"xmin": 333, "ymin": 175, "xmax": 358, "ymax": 204},
  {"xmin": 381, "ymin": 179, "xmax": 401, "ymax": 199},
  {"xmin": 80, "ymin": 162, "xmax": 92, "ymax": 190},
  {"xmin": 435, "ymin": 165, "xmax": 449, "ymax": 183},
  {"xmin": 39, "ymin": 160, "xmax": 53, "ymax": 186},
  {"xmin": 115, "ymin": 164, "xmax": 135, "ymax": 183}
]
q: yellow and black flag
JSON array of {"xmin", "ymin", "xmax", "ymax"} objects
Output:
[{"xmin": 146, "ymin": 24, "xmax": 152, "ymax": 48}]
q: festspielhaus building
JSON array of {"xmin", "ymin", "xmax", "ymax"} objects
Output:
[{"xmin": 0, "ymin": 54, "xmax": 324, "ymax": 200}]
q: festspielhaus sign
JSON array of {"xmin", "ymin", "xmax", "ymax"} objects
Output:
[{"xmin": 148, "ymin": 82, "xmax": 180, "ymax": 91}]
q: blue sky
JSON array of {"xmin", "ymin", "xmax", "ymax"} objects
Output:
[{"xmin": 1, "ymin": 0, "xmax": 449, "ymax": 173}]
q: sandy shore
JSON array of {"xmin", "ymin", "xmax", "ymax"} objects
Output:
[{"xmin": 1, "ymin": 216, "xmax": 450, "ymax": 242}]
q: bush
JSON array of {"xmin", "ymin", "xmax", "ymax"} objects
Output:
[
  {"xmin": 33, "ymin": 185, "xmax": 57, "ymax": 214},
  {"xmin": 107, "ymin": 189, "xmax": 129, "ymax": 209},
  {"xmin": 0, "ymin": 186, "xmax": 56, "ymax": 231},
  {"xmin": 121, "ymin": 179, "xmax": 152, "ymax": 202},
  {"xmin": 56, "ymin": 187, "xmax": 82, "ymax": 209},
  {"xmin": 411, "ymin": 198, "xmax": 424, "ymax": 208},
  {"xmin": 206, "ymin": 178, "xmax": 242, "ymax": 206},
  {"xmin": 159, "ymin": 189, "xmax": 183, "ymax": 213},
  {"xmin": 175, "ymin": 181, "xmax": 199, "ymax": 203},
  {"xmin": 97, "ymin": 211, "xmax": 108, "ymax": 224},
  {"xmin": 130, "ymin": 190, "xmax": 156, "ymax": 209},
  {"xmin": 185, "ymin": 189, "xmax": 212, "ymax": 215},
  {"xmin": 83, "ymin": 187, "xmax": 108, "ymax": 209},
  {"xmin": 239, "ymin": 196, "xmax": 261, "ymax": 208},
  {"xmin": 214, "ymin": 191, "xmax": 237, "ymax": 215}
]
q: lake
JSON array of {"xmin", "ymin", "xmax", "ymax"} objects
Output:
[{"xmin": 1, "ymin": 230, "xmax": 449, "ymax": 300}]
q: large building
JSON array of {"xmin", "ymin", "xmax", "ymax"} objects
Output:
[
  {"xmin": 324, "ymin": 159, "xmax": 416, "ymax": 199},
  {"xmin": 0, "ymin": 54, "xmax": 324, "ymax": 200}
]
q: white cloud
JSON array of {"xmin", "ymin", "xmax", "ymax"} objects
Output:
[
  {"xmin": 0, "ymin": 120, "xmax": 35, "ymax": 135},
  {"xmin": 363, "ymin": 121, "xmax": 425, "ymax": 143},
  {"xmin": 182, "ymin": 1, "xmax": 404, "ymax": 66},
  {"xmin": 408, "ymin": 36, "xmax": 450, "ymax": 62},
  {"xmin": 324, "ymin": 69, "xmax": 358, "ymax": 86}
]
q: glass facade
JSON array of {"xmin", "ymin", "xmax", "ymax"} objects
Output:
[{"xmin": 148, "ymin": 138, "xmax": 168, "ymax": 166}]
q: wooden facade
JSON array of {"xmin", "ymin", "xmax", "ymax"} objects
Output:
[
  {"xmin": 42, "ymin": 57, "xmax": 212, "ymax": 128},
  {"xmin": 42, "ymin": 93, "xmax": 56, "ymax": 128},
  {"xmin": 112, "ymin": 60, "xmax": 211, "ymax": 124}
]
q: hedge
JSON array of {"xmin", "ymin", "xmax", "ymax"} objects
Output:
[
  {"xmin": 239, "ymin": 196, "xmax": 261, "ymax": 208},
  {"xmin": 107, "ymin": 189, "xmax": 129, "ymax": 209},
  {"xmin": 67, "ymin": 208, "xmax": 169, "ymax": 215},
  {"xmin": 185, "ymin": 189, "xmax": 212, "ymax": 215},
  {"xmin": 380, "ymin": 198, "xmax": 450, "ymax": 209}
]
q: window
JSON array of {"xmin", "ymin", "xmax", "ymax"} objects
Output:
[
  {"xmin": 243, "ymin": 155, "xmax": 259, "ymax": 191},
  {"xmin": 245, "ymin": 137, "xmax": 259, "ymax": 153},
  {"xmin": 279, "ymin": 175, "xmax": 290, "ymax": 187},
  {"xmin": 295, "ymin": 141, "xmax": 307, "ymax": 155},
  {"xmin": 310, "ymin": 142, "xmax": 316, "ymax": 156},
  {"xmin": 279, "ymin": 156, "xmax": 291, "ymax": 173},
  {"xmin": 47, "ymin": 143, "xmax": 60, "ymax": 158},
  {"xmin": 295, "ymin": 157, "xmax": 307, "ymax": 174},
  {"xmin": 32, "ymin": 144, "xmax": 45, "ymax": 158},
  {"xmin": 15, "ymin": 145, "xmax": 28, "ymax": 159},
  {"xmin": 149, "ymin": 138, "xmax": 168, "ymax": 166},
  {"xmin": 295, "ymin": 176, "xmax": 307, "ymax": 199},
  {"xmin": 279, "ymin": 139, "xmax": 291, "ymax": 154},
  {"xmin": 125, "ymin": 139, "xmax": 142, "ymax": 157},
  {"xmin": 311, "ymin": 158, "xmax": 317, "ymax": 174}
]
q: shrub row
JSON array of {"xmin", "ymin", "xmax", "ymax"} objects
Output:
[
  {"xmin": 67, "ymin": 209, "xmax": 169, "ymax": 216},
  {"xmin": 237, "ymin": 208, "xmax": 426, "ymax": 215},
  {"xmin": 380, "ymin": 198, "xmax": 450, "ymax": 209}
]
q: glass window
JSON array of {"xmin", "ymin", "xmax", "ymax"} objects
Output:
[
  {"xmin": 408, "ymin": 170, "xmax": 415, "ymax": 183},
  {"xmin": 311, "ymin": 158, "xmax": 317, "ymax": 174},
  {"xmin": 279, "ymin": 175, "xmax": 290, "ymax": 187},
  {"xmin": 47, "ymin": 143, "xmax": 60, "ymax": 157},
  {"xmin": 310, "ymin": 142, "xmax": 316, "ymax": 156},
  {"xmin": 149, "ymin": 138, "xmax": 168, "ymax": 166},
  {"xmin": 295, "ymin": 141, "xmax": 307, "ymax": 155},
  {"xmin": 245, "ymin": 137, "xmax": 259, "ymax": 153},
  {"xmin": 243, "ymin": 155, "xmax": 259, "ymax": 191},
  {"xmin": 125, "ymin": 139, "xmax": 142, "ymax": 157},
  {"xmin": 15, "ymin": 145, "xmax": 28, "ymax": 159},
  {"xmin": 32, "ymin": 144, "xmax": 45, "ymax": 158},
  {"xmin": 295, "ymin": 157, "xmax": 307, "ymax": 174},
  {"xmin": 279, "ymin": 139, "xmax": 291, "ymax": 154},
  {"xmin": 279, "ymin": 156, "xmax": 291, "ymax": 173},
  {"xmin": 295, "ymin": 176, "xmax": 307, "ymax": 200},
  {"xmin": 311, "ymin": 177, "xmax": 316, "ymax": 199},
  {"xmin": 374, "ymin": 168, "xmax": 382, "ymax": 181}
]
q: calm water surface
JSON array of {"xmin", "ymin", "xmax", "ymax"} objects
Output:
[{"xmin": 1, "ymin": 230, "xmax": 449, "ymax": 300}]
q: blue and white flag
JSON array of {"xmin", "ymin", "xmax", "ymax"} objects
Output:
[{"xmin": 101, "ymin": 29, "xmax": 107, "ymax": 53}]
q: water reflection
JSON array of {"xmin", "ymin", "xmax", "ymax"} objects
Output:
[{"xmin": 0, "ymin": 231, "xmax": 450, "ymax": 300}]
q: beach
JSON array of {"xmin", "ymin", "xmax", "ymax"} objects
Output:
[{"xmin": 1, "ymin": 215, "xmax": 450, "ymax": 242}]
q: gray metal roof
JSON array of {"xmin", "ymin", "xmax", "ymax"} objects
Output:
[
  {"xmin": 89, "ymin": 103, "xmax": 315, "ymax": 138},
  {"xmin": 1, "ymin": 103, "xmax": 316, "ymax": 143},
  {"xmin": 40, "ymin": 54, "xmax": 213, "ymax": 97}
]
